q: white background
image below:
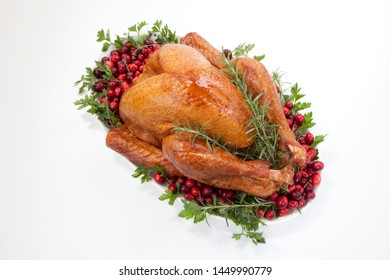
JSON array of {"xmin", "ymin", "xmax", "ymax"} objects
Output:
[{"xmin": 0, "ymin": 0, "xmax": 389, "ymax": 260}]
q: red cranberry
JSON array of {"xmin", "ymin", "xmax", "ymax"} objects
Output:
[
  {"xmin": 177, "ymin": 177, "xmax": 186, "ymax": 186},
  {"xmin": 276, "ymin": 195, "xmax": 289, "ymax": 209},
  {"xmin": 168, "ymin": 184, "xmax": 177, "ymax": 193},
  {"xmin": 153, "ymin": 173, "xmax": 165, "ymax": 184},
  {"xmin": 117, "ymin": 61, "xmax": 127, "ymax": 74},
  {"xmin": 298, "ymin": 198, "xmax": 307, "ymax": 207},
  {"xmin": 114, "ymin": 87, "xmax": 122, "ymax": 97},
  {"xmin": 93, "ymin": 67, "xmax": 104, "ymax": 79},
  {"xmin": 111, "ymin": 67, "xmax": 119, "ymax": 78},
  {"xmin": 108, "ymin": 80, "xmax": 117, "ymax": 88},
  {"xmin": 311, "ymin": 173, "xmax": 321, "ymax": 186},
  {"xmin": 168, "ymin": 177, "xmax": 177, "ymax": 184},
  {"xmin": 191, "ymin": 187, "xmax": 200, "ymax": 197},
  {"xmin": 256, "ymin": 208, "xmax": 264, "ymax": 218},
  {"xmin": 223, "ymin": 49, "xmax": 233, "ymax": 60},
  {"xmin": 119, "ymin": 46, "xmax": 129, "ymax": 55},
  {"xmin": 184, "ymin": 193, "xmax": 195, "ymax": 201},
  {"xmin": 101, "ymin": 56, "xmax": 110, "ymax": 63},
  {"xmin": 121, "ymin": 53, "xmax": 132, "ymax": 64},
  {"xmin": 128, "ymin": 63, "xmax": 138, "ymax": 72},
  {"xmin": 106, "ymin": 89, "xmax": 115, "ymax": 99},
  {"xmin": 204, "ymin": 197, "xmax": 213, "ymax": 204},
  {"xmin": 139, "ymin": 65, "xmax": 144, "ymax": 72},
  {"xmin": 110, "ymin": 50, "xmax": 119, "ymax": 57},
  {"xmin": 292, "ymin": 123, "xmax": 299, "ymax": 132},
  {"xmin": 285, "ymin": 101, "xmax": 293, "ymax": 109},
  {"xmin": 100, "ymin": 97, "xmax": 107, "ymax": 104},
  {"xmin": 265, "ymin": 210, "xmax": 275, "ymax": 220},
  {"xmin": 278, "ymin": 208, "xmax": 289, "ymax": 217},
  {"xmin": 120, "ymin": 81, "xmax": 129, "ymax": 91},
  {"xmin": 294, "ymin": 114, "xmax": 305, "ymax": 126},
  {"xmin": 268, "ymin": 193, "xmax": 278, "ymax": 201},
  {"xmin": 117, "ymin": 74, "xmax": 126, "ymax": 81},
  {"xmin": 275, "ymin": 83, "xmax": 281, "ymax": 93},
  {"xmin": 180, "ymin": 185, "xmax": 191, "ymax": 194},
  {"xmin": 92, "ymin": 81, "xmax": 105, "ymax": 92},
  {"xmin": 287, "ymin": 119, "xmax": 293, "ymax": 127},
  {"xmin": 297, "ymin": 136, "xmax": 306, "ymax": 144},
  {"xmin": 196, "ymin": 181, "xmax": 203, "ymax": 188},
  {"xmin": 307, "ymin": 149, "xmax": 317, "ymax": 160},
  {"xmin": 313, "ymin": 161, "xmax": 324, "ymax": 171},
  {"xmin": 290, "ymin": 190, "xmax": 304, "ymax": 201},
  {"xmin": 306, "ymin": 191, "xmax": 316, "ymax": 200},
  {"xmin": 305, "ymin": 183, "xmax": 314, "ymax": 192},
  {"xmin": 105, "ymin": 60, "xmax": 114, "ymax": 69},
  {"xmin": 305, "ymin": 132, "xmax": 315, "ymax": 145},
  {"xmin": 221, "ymin": 190, "xmax": 234, "ymax": 199},
  {"xmin": 283, "ymin": 107, "xmax": 290, "ymax": 116},
  {"xmin": 201, "ymin": 186, "xmax": 213, "ymax": 197},
  {"xmin": 288, "ymin": 200, "xmax": 299, "ymax": 209},
  {"xmin": 111, "ymin": 55, "xmax": 121, "ymax": 63},
  {"xmin": 133, "ymin": 60, "xmax": 141, "ymax": 67},
  {"xmin": 144, "ymin": 39, "xmax": 154, "ymax": 45},
  {"xmin": 185, "ymin": 178, "xmax": 196, "ymax": 188},
  {"xmin": 302, "ymin": 144, "xmax": 310, "ymax": 151},
  {"xmin": 288, "ymin": 185, "xmax": 297, "ymax": 193},
  {"xmin": 137, "ymin": 53, "xmax": 145, "ymax": 61}
]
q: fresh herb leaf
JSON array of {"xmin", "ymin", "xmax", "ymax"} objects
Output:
[
  {"xmin": 151, "ymin": 20, "xmax": 178, "ymax": 44},
  {"xmin": 74, "ymin": 67, "xmax": 95, "ymax": 94},
  {"xmin": 159, "ymin": 189, "xmax": 178, "ymax": 206},
  {"xmin": 232, "ymin": 231, "xmax": 266, "ymax": 245},
  {"xmin": 310, "ymin": 134, "xmax": 327, "ymax": 148},
  {"xmin": 132, "ymin": 166, "xmax": 153, "ymax": 183},
  {"xmin": 299, "ymin": 112, "xmax": 316, "ymax": 130},
  {"xmin": 254, "ymin": 54, "xmax": 265, "ymax": 61},
  {"xmin": 233, "ymin": 43, "xmax": 255, "ymax": 57},
  {"xmin": 178, "ymin": 200, "xmax": 207, "ymax": 223}
]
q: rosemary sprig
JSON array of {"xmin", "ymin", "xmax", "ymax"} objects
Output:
[{"xmin": 220, "ymin": 52, "xmax": 281, "ymax": 166}]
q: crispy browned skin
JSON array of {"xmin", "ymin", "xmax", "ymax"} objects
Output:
[
  {"xmin": 162, "ymin": 134, "xmax": 293, "ymax": 197},
  {"xmin": 180, "ymin": 32, "xmax": 309, "ymax": 167},
  {"xmin": 106, "ymin": 42, "xmax": 294, "ymax": 196},
  {"xmin": 106, "ymin": 125, "xmax": 182, "ymax": 176}
]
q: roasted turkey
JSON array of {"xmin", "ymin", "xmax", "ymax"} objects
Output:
[{"xmin": 106, "ymin": 33, "xmax": 309, "ymax": 197}]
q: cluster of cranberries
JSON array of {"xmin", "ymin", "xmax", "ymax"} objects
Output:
[
  {"xmin": 91, "ymin": 39, "xmax": 159, "ymax": 111},
  {"xmin": 153, "ymin": 173, "xmax": 237, "ymax": 205}
]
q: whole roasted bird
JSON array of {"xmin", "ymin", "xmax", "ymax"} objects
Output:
[{"xmin": 106, "ymin": 33, "xmax": 309, "ymax": 197}]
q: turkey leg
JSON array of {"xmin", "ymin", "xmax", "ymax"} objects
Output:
[{"xmin": 162, "ymin": 134, "xmax": 293, "ymax": 197}]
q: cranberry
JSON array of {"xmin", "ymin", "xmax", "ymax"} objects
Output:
[
  {"xmin": 139, "ymin": 65, "xmax": 144, "ymax": 72},
  {"xmin": 111, "ymin": 67, "xmax": 119, "ymax": 78},
  {"xmin": 290, "ymin": 190, "xmax": 304, "ymax": 201},
  {"xmin": 100, "ymin": 97, "xmax": 107, "ymax": 104},
  {"xmin": 306, "ymin": 191, "xmax": 316, "ymax": 200},
  {"xmin": 117, "ymin": 61, "xmax": 127, "ymax": 74},
  {"xmin": 295, "ymin": 184, "xmax": 305, "ymax": 193},
  {"xmin": 180, "ymin": 185, "xmax": 191, "ymax": 194},
  {"xmin": 283, "ymin": 107, "xmax": 290, "ymax": 116},
  {"xmin": 168, "ymin": 177, "xmax": 177, "ymax": 184},
  {"xmin": 133, "ymin": 60, "xmax": 141, "ymax": 66},
  {"xmin": 288, "ymin": 200, "xmax": 299, "ymax": 209},
  {"xmin": 276, "ymin": 195, "xmax": 289, "ymax": 209},
  {"xmin": 177, "ymin": 177, "xmax": 186, "ymax": 186},
  {"xmin": 168, "ymin": 184, "xmax": 177, "ymax": 193},
  {"xmin": 119, "ymin": 46, "xmax": 129, "ymax": 55},
  {"xmin": 184, "ymin": 193, "xmax": 195, "ymax": 201},
  {"xmin": 185, "ymin": 178, "xmax": 196, "ymax": 188},
  {"xmin": 223, "ymin": 49, "xmax": 233, "ymax": 60},
  {"xmin": 92, "ymin": 81, "xmax": 105, "ymax": 92},
  {"xmin": 196, "ymin": 181, "xmax": 203, "ymax": 188},
  {"xmin": 302, "ymin": 144, "xmax": 310, "ymax": 151},
  {"xmin": 93, "ymin": 67, "xmax": 104, "ymax": 79},
  {"xmin": 120, "ymin": 81, "xmax": 129, "ymax": 91},
  {"xmin": 256, "ymin": 208, "xmax": 264, "ymax": 218},
  {"xmin": 105, "ymin": 60, "xmax": 114, "ymax": 69},
  {"xmin": 110, "ymin": 50, "xmax": 120, "ymax": 57},
  {"xmin": 111, "ymin": 55, "xmax": 121, "ymax": 63},
  {"xmin": 117, "ymin": 74, "xmax": 126, "ymax": 81},
  {"xmin": 311, "ymin": 173, "xmax": 321, "ymax": 186},
  {"xmin": 101, "ymin": 56, "xmax": 110, "ymax": 63},
  {"xmin": 106, "ymin": 89, "xmax": 115, "ymax": 99},
  {"xmin": 128, "ymin": 63, "xmax": 138, "ymax": 72},
  {"xmin": 137, "ymin": 53, "xmax": 145, "ymax": 61},
  {"xmin": 135, "ymin": 71, "xmax": 141, "ymax": 77},
  {"xmin": 297, "ymin": 136, "xmax": 306, "ymax": 144},
  {"xmin": 141, "ymin": 48, "xmax": 150, "ymax": 56},
  {"xmin": 108, "ymin": 80, "xmax": 117, "ymax": 88},
  {"xmin": 305, "ymin": 183, "xmax": 314, "ymax": 192},
  {"xmin": 153, "ymin": 173, "xmax": 165, "ymax": 184},
  {"xmin": 265, "ymin": 210, "xmax": 275, "ymax": 220},
  {"xmin": 313, "ymin": 161, "xmax": 324, "ymax": 171},
  {"xmin": 144, "ymin": 39, "xmax": 154, "ymax": 45},
  {"xmin": 298, "ymin": 198, "xmax": 307, "ymax": 207},
  {"xmin": 204, "ymin": 197, "xmax": 213, "ymax": 204},
  {"xmin": 191, "ymin": 187, "xmax": 200, "ymax": 197},
  {"xmin": 278, "ymin": 208, "xmax": 289, "ymax": 217},
  {"xmin": 268, "ymin": 193, "xmax": 278, "ymax": 201},
  {"xmin": 292, "ymin": 123, "xmax": 299, "ymax": 132},
  {"xmin": 307, "ymin": 149, "xmax": 317, "ymax": 160},
  {"xmin": 121, "ymin": 53, "xmax": 132, "ymax": 64},
  {"xmin": 285, "ymin": 101, "xmax": 294, "ymax": 109},
  {"xmin": 288, "ymin": 185, "xmax": 297, "ymax": 193},
  {"xmin": 287, "ymin": 119, "xmax": 293, "ymax": 127},
  {"xmin": 294, "ymin": 114, "xmax": 305, "ymax": 126},
  {"xmin": 221, "ymin": 190, "xmax": 234, "ymax": 199},
  {"xmin": 201, "ymin": 186, "xmax": 213, "ymax": 197},
  {"xmin": 114, "ymin": 87, "xmax": 122, "ymax": 97},
  {"xmin": 305, "ymin": 132, "xmax": 315, "ymax": 145}
]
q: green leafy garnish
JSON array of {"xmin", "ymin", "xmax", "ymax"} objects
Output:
[
  {"xmin": 151, "ymin": 20, "xmax": 178, "ymax": 44},
  {"xmin": 232, "ymin": 231, "xmax": 265, "ymax": 245},
  {"xmin": 310, "ymin": 134, "xmax": 327, "ymax": 148},
  {"xmin": 132, "ymin": 165, "xmax": 168, "ymax": 183},
  {"xmin": 233, "ymin": 43, "xmax": 255, "ymax": 57},
  {"xmin": 159, "ymin": 189, "xmax": 178, "ymax": 206},
  {"xmin": 74, "ymin": 67, "xmax": 95, "ymax": 94}
]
